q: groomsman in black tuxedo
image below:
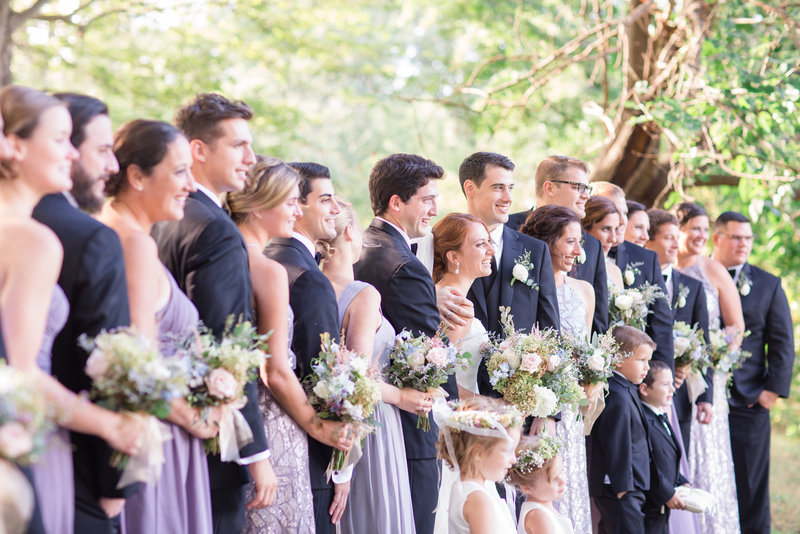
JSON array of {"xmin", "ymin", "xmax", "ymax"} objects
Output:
[
  {"xmin": 712, "ymin": 211, "xmax": 794, "ymax": 534},
  {"xmin": 264, "ymin": 162, "xmax": 354, "ymax": 534},
  {"xmin": 645, "ymin": 210, "xmax": 712, "ymax": 452},
  {"xmin": 459, "ymin": 152, "xmax": 560, "ymax": 397},
  {"xmin": 354, "ymin": 153, "xmax": 455, "ymax": 534},
  {"xmin": 594, "ymin": 182, "xmax": 674, "ymax": 370},
  {"xmin": 32, "ymin": 93, "xmax": 138, "ymax": 533},
  {"xmin": 151, "ymin": 94, "xmax": 275, "ymax": 534},
  {"xmin": 507, "ymin": 155, "xmax": 608, "ymax": 334}
]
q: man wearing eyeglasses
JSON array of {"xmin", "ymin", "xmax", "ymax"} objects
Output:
[
  {"xmin": 507, "ymin": 155, "xmax": 608, "ymax": 335},
  {"xmin": 712, "ymin": 211, "xmax": 794, "ymax": 534}
]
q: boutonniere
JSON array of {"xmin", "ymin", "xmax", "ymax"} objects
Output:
[
  {"xmin": 510, "ymin": 250, "xmax": 539, "ymax": 290},
  {"xmin": 576, "ymin": 237, "xmax": 586, "ymax": 264},
  {"xmin": 676, "ymin": 283, "xmax": 689, "ymax": 309},
  {"xmin": 623, "ymin": 261, "xmax": 643, "ymax": 287},
  {"xmin": 737, "ymin": 269, "xmax": 752, "ymax": 296}
]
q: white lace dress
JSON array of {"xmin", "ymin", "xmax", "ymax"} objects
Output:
[
  {"xmin": 677, "ymin": 263, "xmax": 740, "ymax": 534},
  {"xmin": 553, "ymin": 281, "xmax": 592, "ymax": 534},
  {"xmin": 455, "ymin": 319, "xmax": 489, "ymax": 395}
]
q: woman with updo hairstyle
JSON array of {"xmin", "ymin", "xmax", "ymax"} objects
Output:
[
  {"xmin": 98, "ymin": 119, "xmax": 219, "ymax": 534},
  {"xmin": 0, "ymin": 86, "xmax": 143, "ymax": 534},
  {"xmin": 225, "ymin": 156, "xmax": 325, "ymax": 533},
  {"xmin": 317, "ymin": 198, "xmax": 417, "ymax": 533},
  {"xmin": 431, "ymin": 213, "xmax": 494, "ymax": 397},
  {"xmin": 520, "ymin": 205, "xmax": 593, "ymax": 532},
  {"xmin": 582, "ymin": 196, "xmax": 624, "ymax": 287},
  {"xmin": 625, "ymin": 200, "xmax": 650, "ymax": 247}
]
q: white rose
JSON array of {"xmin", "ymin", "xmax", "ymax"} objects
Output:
[
  {"xmin": 587, "ymin": 351, "xmax": 606, "ymax": 371},
  {"xmin": 512, "ymin": 264, "xmax": 529, "ymax": 283},
  {"xmin": 350, "ymin": 356, "xmax": 368, "ymax": 375},
  {"xmin": 577, "ymin": 247, "xmax": 586, "ymax": 264},
  {"xmin": 547, "ymin": 354, "xmax": 562, "ymax": 371},
  {"xmin": 0, "ymin": 422, "xmax": 33, "ymax": 459},
  {"xmin": 85, "ymin": 349, "xmax": 110, "ymax": 380},
  {"xmin": 410, "ymin": 350, "xmax": 426, "ymax": 369},
  {"xmin": 530, "ymin": 385, "xmax": 558, "ymax": 418},
  {"xmin": 426, "ymin": 347, "xmax": 448, "ymax": 368},
  {"xmin": 678, "ymin": 296, "xmax": 686, "ymax": 308},
  {"xmin": 519, "ymin": 352, "xmax": 542, "ymax": 373},
  {"xmin": 740, "ymin": 282, "xmax": 751, "ymax": 296},
  {"xmin": 673, "ymin": 336, "xmax": 691, "ymax": 356},
  {"xmin": 502, "ymin": 348, "xmax": 521, "ymax": 369},
  {"xmin": 614, "ymin": 294, "xmax": 633, "ymax": 311},
  {"xmin": 313, "ymin": 379, "xmax": 331, "ymax": 400},
  {"xmin": 205, "ymin": 368, "xmax": 239, "ymax": 400},
  {"xmin": 624, "ymin": 270, "xmax": 635, "ymax": 286}
]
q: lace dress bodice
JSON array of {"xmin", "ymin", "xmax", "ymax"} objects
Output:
[{"xmin": 556, "ymin": 280, "xmax": 588, "ymax": 340}]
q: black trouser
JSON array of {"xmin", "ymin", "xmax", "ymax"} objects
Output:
[
  {"xmin": 729, "ymin": 403, "xmax": 771, "ymax": 534},
  {"xmin": 312, "ymin": 487, "xmax": 335, "ymax": 534},
  {"xmin": 407, "ymin": 458, "xmax": 440, "ymax": 534},
  {"xmin": 593, "ymin": 488, "xmax": 646, "ymax": 534},
  {"xmin": 644, "ymin": 509, "xmax": 670, "ymax": 534},
  {"xmin": 211, "ymin": 485, "xmax": 246, "ymax": 534}
]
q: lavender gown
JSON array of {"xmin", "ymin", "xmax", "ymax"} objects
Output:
[
  {"xmin": 123, "ymin": 269, "xmax": 212, "ymax": 534},
  {"xmin": 337, "ymin": 281, "xmax": 415, "ymax": 534},
  {"xmin": 31, "ymin": 285, "xmax": 72, "ymax": 534}
]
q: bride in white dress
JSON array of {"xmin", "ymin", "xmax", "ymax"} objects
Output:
[{"xmin": 519, "ymin": 206, "xmax": 595, "ymax": 534}]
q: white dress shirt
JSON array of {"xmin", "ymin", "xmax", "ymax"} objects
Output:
[{"xmin": 195, "ymin": 182, "xmax": 223, "ymax": 208}]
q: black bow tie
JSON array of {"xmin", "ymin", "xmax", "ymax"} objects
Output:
[
  {"xmin": 410, "ymin": 242, "xmax": 418, "ymax": 255},
  {"xmin": 607, "ymin": 247, "xmax": 617, "ymax": 260},
  {"xmin": 728, "ymin": 268, "xmax": 736, "ymax": 279},
  {"xmin": 663, "ymin": 273, "xmax": 669, "ymax": 282}
]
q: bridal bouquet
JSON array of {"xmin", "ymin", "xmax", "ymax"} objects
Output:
[
  {"xmin": 305, "ymin": 333, "xmax": 381, "ymax": 478},
  {"xmin": 709, "ymin": 326, "xmax": 752, "ymax": 374},
  {"xmin": 608, "ymin": 282, "xmax": 667, "ymax": 330},
  {"xmin": 566, "ymin": 331, "xmax": 625, "ymax": 434},
  {"xmin": 385, "ymin": 329, "xmax": 462, "ymax": 431},
  {"xmin": 80, "ymin": 329, "xmax": 188, "ymax": 487},
  {"xmin": 484, "ymin": 308, "xmax": 583, "ymax": 417},
  {"xmin": 0, "ymin": 362, "xmax": 52, "ymax": 464},
  {"xmin": 185, "ymin": 318, "xmax": 269, "ymax": 460},
  {"xmin": 673, "ymin": 321, "xmax": 711, "ymax": 403}
]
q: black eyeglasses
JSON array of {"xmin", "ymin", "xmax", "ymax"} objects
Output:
[{"xmin": 550, "ymin": 180, "xmax": 592, "ymax": 194}]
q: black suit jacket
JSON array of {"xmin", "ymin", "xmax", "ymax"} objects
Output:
[
  {"xmin": 353, "ymin": 219, "xmax": 458, "ymax": 459},
  {"xmin": 614, "ymin": 241, "xmax": 674, "ymax": 370},
  {"xmin": 151, "ymin": 190, "xmax": 268, "ymax": 489},
  {"xmin": 588, "ymin": 373, "xmax": 651, "ymax": 496},
  {"xmin": 671, "ymin": 271, "xmax": 713, "ymax": 428},
  {"xmin": 263, "ymin": 237, "xmax": 340, "ymax": 490},
  {"xmin": 471, "ymin": 226, "xmax": 560, "ymax": 396},
  {"xmin": 730, "ymin": 263, "xmax": 794, "ymax": 408},
  {"xmin": 642, "ymin": 407, "xmax": 689, "ymax": 510},
  {"xmin": 507, "ymin": 211, "xmax": 607, "ymax": 335},
  {"xmin": 32, "ymin": 193, "xmax": 138, "ymax": 517}
]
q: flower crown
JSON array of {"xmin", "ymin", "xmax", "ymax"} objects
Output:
[
  {"xmin": 445, "ymin": 403, "xmax": 524, "ymax": 433},
  {"xmin": 510, "ymin": 433, "xmax": 563, "ymax": 475}
]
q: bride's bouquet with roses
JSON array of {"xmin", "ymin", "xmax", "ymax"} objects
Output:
[
  {"xmin": 484, "ymin": 307, "xmax": 584, "ymax": 417},
  {"xmin": 565, "ymin": 332, "xmax": 625, "ymax": 434},
  {"xmin": 608, "ymin": 282, "xmax": 667, "ymax": 330},
  {"xmin": 185, "ymin": 317, "xmax": 269, "ymax": 460},
  {"xmin": 304, "ymin": 333, "xmax": 382, "ymax": 478},
  {"xmin": 385, "ymin": 328, "xmax": 462, "ymax": 431},
  {"xmin": 0, "ymin": 361, "xmax": 52, "ymax": 464},
  {"xmin": 673, "ymin": 321, "xmax": 711, "ymax": 403},
  {"xmin": 80, "ymin": 328, "xmax": 188, "ymax": 487}
]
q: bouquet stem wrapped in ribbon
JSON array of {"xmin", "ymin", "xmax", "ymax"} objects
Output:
[
  {"xmin": 80, "ymin": 329, "xmax": 188, "ymax": 487},
  {"xmin": 184, "ymin": 318, "xmax": 269, "ymax": 461},
  {"xmin": 384, "ymin": 329, "xmax": 463, "ymax": 431},
  {"xmin": 304, "ymin": 333, "xmax": 382, "ymax": 481}
]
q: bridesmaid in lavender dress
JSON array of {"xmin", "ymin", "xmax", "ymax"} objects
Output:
[
  {"xmin": 0, "ymin": 86, "xmax": 143, "ymax": 534},
  {"xmin": 98, "ymin": 120, "xmax": 218, "ymax": 534},
  {"xmin": 521, "ymin": 206, "xmax": 595, "ymax": 534},
  {"xmin": 319, "ymin": 199, "xmax": 417, "ymax": 534}
]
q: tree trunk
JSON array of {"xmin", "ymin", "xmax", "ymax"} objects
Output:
[{"xmin": 0, "ymin": 1, "xmax": 12, "ymax": 86}]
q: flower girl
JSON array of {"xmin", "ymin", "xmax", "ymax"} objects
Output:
[
  {"xmin": 507, "ymin": 434, "xmax": 574, "ymax": 534},
  {"xmin": 434, "ymin": 396, "xmax": 522, "ymax": 534}
]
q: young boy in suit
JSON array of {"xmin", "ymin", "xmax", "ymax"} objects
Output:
[
  {"xmin": 638, "ymin": 360, "xmax": 690, "ymax": 533},
  {"xmin": 589, "ymin": 325, "xmax": 655, "ymax": 534}
]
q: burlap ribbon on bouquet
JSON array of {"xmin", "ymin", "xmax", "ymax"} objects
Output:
[
  {"xmin": 218, "ymin": 397, "xmax": 254, "ymax": 462},
  {"xmin": 581, "ymin": 382, "xmax": 607, "ymax": 436},
  {"xmin": 116, "ymin": 415, "xmax": 172, "ymax": 489}
]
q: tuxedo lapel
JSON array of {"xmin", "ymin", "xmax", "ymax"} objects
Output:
[
  {"xmin": 468, "ymin": 282, "xmax": 488, "ymax": 324},
  {"xmin": 499, "ymin": 227, "xmax": 522, "ymax": 308},
  {"xmin": 671, "ymin": 272, "xmax": 679, "ymax": 309},
  {"xmin": 614, "ymin": 241, "xmax": 628, "ymax": 271}
]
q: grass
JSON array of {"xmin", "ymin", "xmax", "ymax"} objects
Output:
[{"xmin": 771, "ymin": 430, "xmax": 800, "ymax": 533}]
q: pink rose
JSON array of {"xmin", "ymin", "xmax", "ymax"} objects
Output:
[
  {"xmin": 410, "ymin": 350, "xmax": 426, "ymax": 369},
  {"xmin": 85, "ymin": 349, "xmax": 110, "ymax": 380},
  {"xmin": 519, "ymin": 352, "xmax": 542, "ymax": 373},
  {"xmin": 205, "ymin": 368, "xmax": 238, "ymax": 400},
  {"xmin": 0, "ymin": 422, "xmax": 33, "ymax": 459},
  {"xmin": 426, "ymin": 347, "xmax": 448, "ymax": 368}
]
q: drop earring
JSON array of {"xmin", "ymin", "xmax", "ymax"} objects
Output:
[{"xmin": 455, "ymin": 262, "xmax": 460, "ymax": 274}]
